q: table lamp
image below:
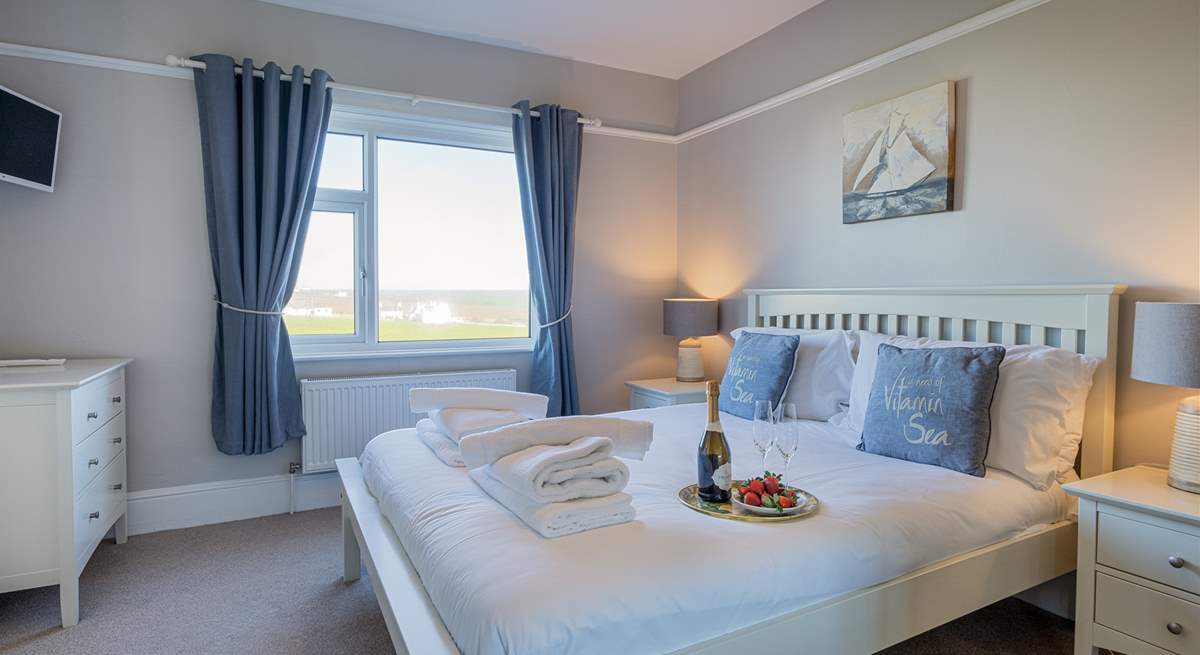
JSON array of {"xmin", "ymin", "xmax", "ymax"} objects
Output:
[
  {"xmin": 1131, "ymin": 302, "xmax": 1200, "ymax": 493},
  {"xmin": 663, "ymin": 298, "xmax": 718, "ymax": 382}
]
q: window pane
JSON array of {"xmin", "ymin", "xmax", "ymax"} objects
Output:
[
  {"xmin": 317, "ymin": 133, "xmax": 364, "ymax": 190},
  {"xmin": 284, "ymin": 210, "xmax": 356, "ymax": 336},
  {"xmin": 376, "ymin": 138, "xmax": 529, "ymax": 342}
]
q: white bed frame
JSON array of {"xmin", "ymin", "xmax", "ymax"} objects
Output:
[{"xmin": 336, "ymin": 284, "xmax": 1126, "ymax": 655}]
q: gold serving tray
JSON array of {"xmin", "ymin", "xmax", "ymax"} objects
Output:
[{"xmin": 677, "ymin": 484, "xmax": 819, "ymax": 523}]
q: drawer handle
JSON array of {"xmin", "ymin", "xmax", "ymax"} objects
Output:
[
  {"xmin": 87, "ymin": 458, "xmax": 100, "ymax": 467},
  {"xmin": 111, "ymin": 483, "xmax": 123, "ymax": 491},
  {"xmin": 1169, "ymin": 556, "xmax": 1186, "ymax": 568},
  {"xmin": 88, "ymin": 511, "xmax": 100, "ymax": 520},
  {"xmin": 87, "ymin": 411, "xmax": 99, "ymax": 420},
  {"xmin": 112, "ymin": 395, "xmax": 122, "ymax": 404},
  {"xmin": 1167, "ymin": 622, "xmax": 1183, "ymax": 636},
  {"xmin": 112, "ymin": 437, "xmax": 123, "ymax": 445}
]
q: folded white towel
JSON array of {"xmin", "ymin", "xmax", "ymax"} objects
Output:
[
  {"xmin": 416, "ymin": 419, "xmax": 464, "ymax": 467},
  {"xmin": 489, "ymin": 436, "xmax": 629, "ymax": 504},
  {"xmin": 429, "ymin": 408, "xmax": 526, "ymax": 443},
  {"xmin": 409, "ymin": 388, "xmax": 549, "ymax": 419},
  {"xmin": 468, "ymin": 467, "xmax": 635, "ymax": 538},
  {"xmin": 459, "ymin": 416, "xmax": 654, "ymax": 469}
]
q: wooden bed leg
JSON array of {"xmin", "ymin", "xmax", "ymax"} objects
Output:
[{"xmin": 343, "ymin": 492, "xmax": 361, "ymax": 583}]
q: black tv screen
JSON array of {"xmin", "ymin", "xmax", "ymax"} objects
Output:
[{"xmin": 0, "ymin": 84, "xmax": 61, "ymax": 192}]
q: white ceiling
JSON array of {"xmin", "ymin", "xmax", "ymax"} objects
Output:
[{"xmin": 259, "ymin": 0, "xmax": 825, "ymax": 79}]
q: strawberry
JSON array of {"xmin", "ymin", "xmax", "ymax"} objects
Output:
[
  {"xmin": 742, "ymin": 491, "xmax": 761, "ymax": 506},
  {"xmin": 747, "ymin": 479, "xmax": 765, "ymax": 496},
  {"xmin": 778, "ymin": 496, "xmax": 795, "ymax": 509},
  {"xmin": 763, "ymin": 476, "xmax": 780, "ymax": 495}
]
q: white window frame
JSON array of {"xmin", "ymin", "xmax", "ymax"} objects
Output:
[{"xmin": 290, "ymin": 106, "xmax": 534, "ymax": 360}]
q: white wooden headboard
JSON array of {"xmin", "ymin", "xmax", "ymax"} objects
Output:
[{"xmin": 743, "ymin": 285, "xmax": 1127, "ymax": 478}]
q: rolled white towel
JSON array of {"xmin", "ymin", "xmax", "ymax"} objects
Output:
[
  {"xmin": 468, "ymin": 467, "xmax": 635, "ymax": 539},
  {"xmin": 429, "ymin": 408, "xmax": 525, "ymax": 443},
  {"xmin": 459, "ymin": 416, "xmax": 653, "ymax": 469},
  {"xmin": 489, "ymin": 436, "xmax": 629, "ymax": 504},
  {"xmin": 416, "ymin": 419, "xmax": 465, "ymax": 467},
  {"xmin": 409, "ymin": 388, "xmax": 548, "ymax": 419}
]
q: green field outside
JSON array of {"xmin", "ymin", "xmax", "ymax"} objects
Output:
[{"xmin": 283, "ymin": 316, "xmax": 528, "ymax": 341}]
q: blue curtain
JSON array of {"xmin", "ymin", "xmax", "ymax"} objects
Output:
[
  {"xmin": 512, "ymin": 101, "xmax": 582, "ymax": 417},
  {"xmin": 192, "ymin": 55, "xmax": 333, "ymax": 455}
]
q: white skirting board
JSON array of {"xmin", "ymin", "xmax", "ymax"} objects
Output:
[{"xmin": 125, "ymin": 472, "xmax": 342, "ymax": 536}]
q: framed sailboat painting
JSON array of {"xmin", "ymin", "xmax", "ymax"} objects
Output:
[{"xmin": 842, "ymin": 81, "xmax": 955, "ymax": 224}]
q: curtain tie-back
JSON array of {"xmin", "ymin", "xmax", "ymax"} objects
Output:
[
  {"xmin": 538, "ymin": 304, "xmax": 573, "ymax": 330},
  {"xmin": 213, "ymin": 295, "xmax": 283, "ymax": 316}
]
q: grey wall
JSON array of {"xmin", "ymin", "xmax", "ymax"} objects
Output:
[
  {"xmin": 677, "ymin": 0, "xmax": 1009, "ymax": 132},
  {"xmin": 0, "ymin": 0, "xmax": 679, "ymax": 490},
  {"xmin": 3, "ymin": 0, "xmax": 1196, "ymax": 490},
  {"xmin": 676, "ymin": 0, "xmax": 1200, "ymax": 470}
]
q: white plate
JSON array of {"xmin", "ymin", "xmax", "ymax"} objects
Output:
[{"xmin": 731, "ymin": 486, "xmax": 816, "ymax": 516}]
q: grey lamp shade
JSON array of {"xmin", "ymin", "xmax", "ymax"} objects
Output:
[
  {"xmin": 1131, "ymin": 302, "xmax": 1200, "ymax": 388},
  {"xmin": 663, "ymin": 298, "xmax": 718, "ymax": 337}
]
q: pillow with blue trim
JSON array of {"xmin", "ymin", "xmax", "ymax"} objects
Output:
[
  {"xmin": 718, "ymin": 332, "xmax": 801, "ymax": 419},
  {"xmin": 859, "ymin": 344, "xmax": 1005, "ymax": 477}
]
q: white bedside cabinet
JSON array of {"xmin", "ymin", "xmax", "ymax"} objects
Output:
[
  {"xmin": 625, "ymin": 377, "xmax": 707, "ymax": 410},
  {"xmin": 1064, "ymin": 465, "xmax": 1200, "ymax": 655},
  {"xmin": 0, "ymin": 359, "xmax": 132, "ymax": 627}
]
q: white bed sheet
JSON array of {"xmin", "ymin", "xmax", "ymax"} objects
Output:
[{"xmin": 361, "ymin": 403, "xmax": 1069, "ymax": 655}]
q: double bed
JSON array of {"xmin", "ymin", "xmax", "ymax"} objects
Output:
[{"xmin": 337, "ymin": 285, "xmax": 1125, "ymax": 654}]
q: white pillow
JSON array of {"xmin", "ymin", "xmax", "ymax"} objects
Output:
[
  {"xmin": 994, "ymin": 345, "xmax": 1098, "ymax": 488},
  {"xmin": 730, "ymin": 327, "xmax": 855, "ymax": 421},
  {"xmin": 843, "ymin": 331, "xmax": 1100, "ymax": 489}
]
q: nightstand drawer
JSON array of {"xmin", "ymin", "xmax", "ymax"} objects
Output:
[
  {"xmin": 1099, "ymin": 512, "xmax": 1200, "ymax": 596},
  {"xmin": 630, "ymin": 390, "xmax": 670, "ymax": 410},
  {"xmin": 1096, "ymin": 572, "xmax": 1199, "ymax": 654}
]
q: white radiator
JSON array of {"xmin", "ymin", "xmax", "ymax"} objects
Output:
[{"xmin": 299, "ymin": 368, "xmax": 517, "ymax": 473}]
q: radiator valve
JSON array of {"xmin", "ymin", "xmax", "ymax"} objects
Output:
[{"xmin": 288, "ymin": 462, "xmax": 302, "ymax": 474}]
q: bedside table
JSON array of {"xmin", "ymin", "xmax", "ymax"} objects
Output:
[
  {"xmin": 625, "ymin": 378, "xmax": 707, "ymax": 410},
  {"xmin": 1064, "ymin": 465, "xmax": 1200, "ymax": 655}
]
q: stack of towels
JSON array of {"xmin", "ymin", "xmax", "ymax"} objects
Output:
[{"xmin": 410, "ymin": 388, "xmax": 653, "ymax": 538}]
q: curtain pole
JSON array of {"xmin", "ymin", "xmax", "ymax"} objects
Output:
[{"xmin": 166, "ymin": 55, "xmax": 601, "ymax": 127}]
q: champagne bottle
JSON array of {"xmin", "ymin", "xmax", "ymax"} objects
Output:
[{"xmin": 697, "ymin": 381, "xmax": 732, "ymax": 503}]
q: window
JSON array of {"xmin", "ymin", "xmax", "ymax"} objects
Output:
[{"xmin": 285, "ymin": 110, "xmax": 531, "ymax": 357}]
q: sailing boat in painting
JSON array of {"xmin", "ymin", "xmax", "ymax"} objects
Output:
[
  {"xmin": 842, "ymin": 81, "xmax": 955, "ymax": 223},
  {"xmin": 852, "ymin": 110, "xmax": 937, "ymax": 196}
]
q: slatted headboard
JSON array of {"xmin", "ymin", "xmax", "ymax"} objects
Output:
[{"xmin": 743, "ymin": 285, "xmax": 1127, "ymax": 478}]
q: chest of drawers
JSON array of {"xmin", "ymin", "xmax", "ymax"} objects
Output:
[
  {"xmin": 0, "ymin": 358, "xmax": 132, "ymax": 627},
  {"xmin": 1065, "ymin": 466, "xmax": 1200, "ymax": 655}
]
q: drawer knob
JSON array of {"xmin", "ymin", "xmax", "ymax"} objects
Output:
[
  {"xmin": 87, "ymin": 411, "xmax": 99, "ymax": 420},
  {"xmin": 1169, "ymin": 556, "xmax": 1186, "ymax": 568},
  {"xmin": 87, "ymin": 458, "xmax": 100, "ymax": 467},
  {"xmin": 1167, "ymin": 622, "xmax": 1183, "ymax": 636},
  {"xmin": 112, "ymin": 396, "xmax": 122, "ymax": 404},
  {"xmin": 88, "ymin": 511, "xmax": 100, "ymax": 520},
  {"xmin": 111, "ymin": 483, "xmax": 123, "ymax": 491},
  {"xmin": 112, "ymin": 437, "xmax": 123, "ymax": 445}
]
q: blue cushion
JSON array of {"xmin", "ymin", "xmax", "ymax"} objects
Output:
[
  {"xmin": 859, "ymin": 344, "xmax": 1005, "ymax": 477},
  {"xmin": 718, "ymin": 333, "xmax": 801, "ymax": 419}
]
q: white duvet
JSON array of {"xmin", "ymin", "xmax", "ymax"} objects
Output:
[{"xmin": 361, "ymin": 403, "xmax": 1069, "ymax": 655}]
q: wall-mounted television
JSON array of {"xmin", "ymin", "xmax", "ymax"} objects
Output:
[{"xmin": 0, "ymin": 84, "xmax": 62, "ymax": 192}]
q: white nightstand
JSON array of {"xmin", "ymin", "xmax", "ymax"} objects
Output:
[
  {"xmin": 625, "ymin": 378, "xmax": 707, "ymax": 410},
  {"xmin": 1064, "ymin": 465, "xmax": 1200, "ymax": 655}
]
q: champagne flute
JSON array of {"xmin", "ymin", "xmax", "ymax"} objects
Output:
[
  {"xmin": 752, "ymin": 399, "xmax": 775, "ymax": 476},
  {"xmin": 775, "ymin": 402, "xmax": 800, "ymax": 487}
]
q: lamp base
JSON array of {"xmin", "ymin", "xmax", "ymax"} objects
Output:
[
  {"xmin": 1167, "ymin": 396, "xmax": 1200, "ymax": 494},
  {"xmin": 676, "ymin": 338, "xmax": 705, "ymax": 383}
]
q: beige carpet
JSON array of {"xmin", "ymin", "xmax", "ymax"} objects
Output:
[{"xmin": 0, "ymin": 508, "xmax": 1073, "ymax": 654}]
